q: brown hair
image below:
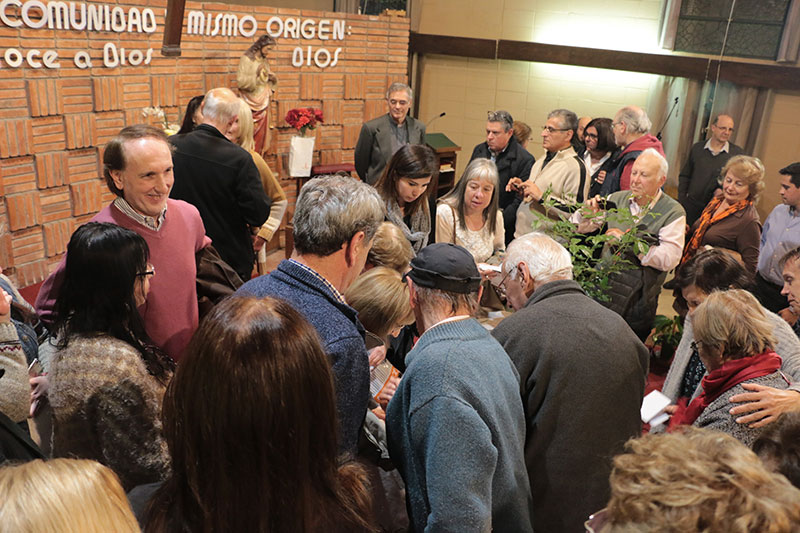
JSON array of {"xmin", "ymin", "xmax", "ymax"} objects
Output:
[
  {"xmin": 692, "ymin": 289, "xmax": 775, "ymax": 360},
  {"xmin": 0, "ymin": 459, "xmax": 140, "ymax": 533},
  {"xmin": 103, "ymin": 124, "xmax": 172, "ymax": 197},
  {"xmin": 145, "ymin": 296, "xmax": 372, "ymax": 533},
  {"xmin": 512, "ymin": 121, "xmax": 531, "ymax": 146},
  {"xmin": 375, "ymin": 144, "xmax": 438, "ymax": 217},
  {"xmin": 605, "ymin": 428, "xmax": 800, "ymax": 532}
]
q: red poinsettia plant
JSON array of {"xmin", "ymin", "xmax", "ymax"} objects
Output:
[{"xmin": 285, "ymin": 107, "xmax": 324, "ymax": 136}]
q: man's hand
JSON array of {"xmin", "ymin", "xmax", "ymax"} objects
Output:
[
  {"xmin": 505, "ymin": 177, "xmax": 523, "ymax": 193},
  {"xmin": 584, "ymin": 195, "xmax": 604, "ymax": 215},
  {"xmin": 378, "ymin": 375, "xmax": 401, "ymax": 409},
  {"xmin": 520, "ymin": 181, "xmax": 543, "ymax": 203},
  {"xmin": 252, "ymin": 235, "xmax": 267, "ymax": 252},
  {"xmin": 29, "ymin": 375, "xmax": 49, "ymax": 418},
  {"xmin": 728, "ymin": 383, "xmax": 800, "ymax": 428}
]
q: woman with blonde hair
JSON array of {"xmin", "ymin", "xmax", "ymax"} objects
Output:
[
  {"xmin": 0, "ymin": 458, "xmax": 140, "ymax": 533},
  {"xmin": 365, "ymin": 222, "xmax": 414, "ymax": 274},
  {"xmin": 226, "ymin": 98, "xmax": 288, "ymax": 273},
  {"xmin": 678, "ymin": 155, "xmax": 765, "ymax": 274},
  {"xmin": 346, "ymin": 267, "xmax": 414, "ymax": 342},
  {"xmin": 436, "ymin": 158, "xmax": 504, "ymax": 264},
  {"xmin": 668, "ymin": 289, "xmax": 790, "ymax": 445},
  {"xmin": 587, "ymin": 427, "xmax": 800, "ymax": 532}
]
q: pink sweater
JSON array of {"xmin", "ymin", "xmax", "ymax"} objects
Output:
[{"xmin": 36, "ymin": 199, "xmax": 210, "ymax": 361}]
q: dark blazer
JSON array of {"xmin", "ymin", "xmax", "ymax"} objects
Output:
[
  {"xmin": 470, "ymin": 135, "xmax": 535, "ymax": 245},
  {"xmin": 0, "ymin": 409, "xmax": 44, "ymax": 464},
  {"xmin": 170, "ymin": 124, "xmax": 270, "ymax": 282},
  {"xmin": 354, "ymin": 114, "xmax": 426, "ymax": 185}
]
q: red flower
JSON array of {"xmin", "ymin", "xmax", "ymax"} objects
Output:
[{"xmin": 285, "ymin": 107, "xmax": 324, "ymax": 131}]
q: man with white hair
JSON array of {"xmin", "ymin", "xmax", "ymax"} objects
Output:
[
  {"xmin": 492, "ymin": 232, "xmax": 648, "ymax": 533},
  {"xmin": 170, "ymin": 87, "xmax": 270, "ymax": 282},
  {"xmin": 599, "ymin": 105, "xmax": 664, "ymax": 195},
  {"xmin": 574, "ymin": 148, "xmax": 685, "ymax": 339}
]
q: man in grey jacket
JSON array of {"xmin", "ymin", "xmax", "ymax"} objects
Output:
[
  {"xmin": 492, "ymin": 232, "xmax": 649, "ymax": 533},
  {"xmin": 354, "ymin": 82, "xmax": 426, "ymax": 185}
]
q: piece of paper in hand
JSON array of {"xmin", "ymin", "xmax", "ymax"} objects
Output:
[{"xmin": 641, "ymin": 390, "xmax": 672, "ymax": 424}]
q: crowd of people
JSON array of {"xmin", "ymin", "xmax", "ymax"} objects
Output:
[{"xmin": 2, "ymin": 81, "xmax": 800, "ymax": 532}]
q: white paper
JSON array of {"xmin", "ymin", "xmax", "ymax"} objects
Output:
[{"xmin": 641, "ymin": 389, "xmax": 672, "ymax": 424}]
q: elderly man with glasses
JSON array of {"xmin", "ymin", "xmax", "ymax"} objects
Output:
[
  {"xmin": 470, "ymin": 109, "xmax": 535, "ymax": 245},
  {"xmin": 509, "ymin": 108, "xmax": 588, "ymax": 238},
  {"xmin": 491, "ymin": 232, "xmax": 648, "ymax": 533}
]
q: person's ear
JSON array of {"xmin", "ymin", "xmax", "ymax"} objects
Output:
[
  {"xmin": 110, "ymin": 170, "xmax": 124, "ymax": 192},
  {"xmin": 345, "ymin": 231, "xmax": 367, "ymax": 268},
  {"xmin": 517, "ymin": 262, "xmax": 536, "ymax": 294}
]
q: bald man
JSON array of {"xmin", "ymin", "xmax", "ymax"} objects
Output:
[{"xmin": 170, "ymin": 87, "xmax": 270, "ymax": 282}]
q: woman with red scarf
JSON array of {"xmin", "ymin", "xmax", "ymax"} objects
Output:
[
  {"xmin": 669, "ymin": 289, "xmax": 790, "ymax": 446},
  {"xmin": 679, "ymin": 155, "xmax": 764, "ymax": 274}
]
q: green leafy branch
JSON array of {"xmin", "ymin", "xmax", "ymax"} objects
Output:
[{"xmin": 528, "ymin": 192, "xmax": 657, "ymax": 302}]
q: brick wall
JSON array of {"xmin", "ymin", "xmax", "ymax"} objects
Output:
[{"xmin": 0, "ymin": 1, "xmax": 409, "ymax": 287}]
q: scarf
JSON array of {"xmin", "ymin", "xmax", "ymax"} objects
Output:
[
  {"xmin": 385, "ymin": 197, "xmax": 430, "ymax": 254},
  {"xmin": 680, "ymin": 196, "xmax": 750, "ymax": 265},
  {"xmin": 668, "ymin": 350, "xmax": 782, "ymax": 429}
]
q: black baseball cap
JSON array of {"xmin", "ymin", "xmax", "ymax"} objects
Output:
[{"xmin": 404, "ymin": 243, "xmax": 481, "ymax": 294}]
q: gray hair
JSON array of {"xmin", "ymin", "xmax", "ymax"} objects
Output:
[
  {"xmin": 386, "ymin": 82, "xmax": 413, "ymax": 101},
  {"xmin": 616, "ymin": 106, "xmax": 652, "ymax": 135},
  {"xmin": 639, "ymin": 147, "xmax": 668, "ymax": 178},
  {"xmin": 548, "ymin": 109, "xmax": 578, "ymax": 132},
  {"xmin": 413, "ymin": 285, "xmax": 479, "ymax": 325},
  {"xmin": 504, "ymin": 232, "xmax": 573, "ymax": 283},
  {"xmin": 202, "ymin": 87, "xmax": 240, "ymax": 123},
  {"xmin": 293, "ymin": 175, "xmax": 384, "ymax": 257},
  {"xmin": 487, "ymin": 110, "xmax": 514, "ymax": 132}
]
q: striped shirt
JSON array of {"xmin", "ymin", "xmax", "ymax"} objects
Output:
[{"xmin": 113, "ymin": 197, "xmax": 166, "ymax": 231}]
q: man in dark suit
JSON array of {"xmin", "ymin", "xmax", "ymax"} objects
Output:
[
  {"xmin": 470, "ymin": 110, "xmax": 535, "ymax": 245},
  {"xmin": 354, "ymin": 82, "xmax": 426, "ymax": 185},
  {"xmin": 170, "ymin": 87, "xmax": 270, "ymax": 282}
]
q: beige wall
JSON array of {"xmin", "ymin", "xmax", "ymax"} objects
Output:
[
  {"xmin": 413, "ymin": 0, "xmax": 800, "ymax": 219},
  {"xmin": 754, "ymin": 91, "xmax": 800, "ymax": 219}
]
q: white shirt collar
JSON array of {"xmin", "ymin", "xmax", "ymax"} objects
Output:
[{"xmin": 704, "ymin": 138, "xmax": 729, "ymax": 155}]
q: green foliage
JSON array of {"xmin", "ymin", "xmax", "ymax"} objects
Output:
[
  {"xmin": 652, "ymin": 314, "xmax": 684, "ymax": 348},
  {"xmin": 529, "ymin": 194, "xmax": 657, "ymax": 302}
]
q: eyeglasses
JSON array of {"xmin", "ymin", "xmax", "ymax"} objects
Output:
[
  {"xmin": 610, "ymin": 121, "xmax": 621, "ymax": 129},
  {"xmin": 493, "ymin": 265, "xmax": 517, "ymax": 298},
  {"xmin": 584, "ymin": 133, "xmax": 598, "ymax": 139},
  {"xmin": 136, "ymin": 264, "xmax": 155, "ymax": 278},
  {"xmin": 541, "ymin": 126, "xmax": 570, "ymax": 134},
  {"xmin": 690, "ymin": 340, "xmax": 703, "ymax": 352}
]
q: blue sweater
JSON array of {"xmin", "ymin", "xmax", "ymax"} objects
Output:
[
  {"xmin": 236, "ymin": 260, "xmax": 369, "ymax": 454},
  {"xmin": 386, "ymin": 318, "xmax": 533, "ymax": 532}
]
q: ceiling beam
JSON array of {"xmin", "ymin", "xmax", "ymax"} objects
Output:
[{"xmin": 409, "ymin": 32, "xmax": 800, "ymax": 91}]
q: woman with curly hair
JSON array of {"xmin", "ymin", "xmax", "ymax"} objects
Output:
[{"xmin": 586, "ymin": 427, "xmax": 800, "ymax": 532}]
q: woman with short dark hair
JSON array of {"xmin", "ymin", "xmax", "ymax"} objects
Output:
[
  {"xmin": 49, "ymin": 222, "xmax": 173, "ymax": 491},
  {"xmin": 375, "ymin": 144, "xmax": 439, "ymax": 253},
  {"xmin": 142, "ymin": 296, "xmax": 373, "ymax": 532}
]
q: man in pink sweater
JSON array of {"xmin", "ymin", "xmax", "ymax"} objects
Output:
[{"xmin": 36, "ymin": 125, "xmax": 210, "ymax": 361}]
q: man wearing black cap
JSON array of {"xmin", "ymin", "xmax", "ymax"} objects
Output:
[
  {"xmin": 755, "ymin": 162, "xmax": 800, "ymax": 313},
  {"xmin": 385, "ymin": 243, "xmax": 533, "ymax": 532}
]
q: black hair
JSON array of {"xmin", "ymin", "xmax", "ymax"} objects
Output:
[
  {"xmin": 676, "ymin": 248, "xmax": 753, "ymax": 294},
  {"xmin": 177, "ymin": 95, "xmax": 204, "ymax": 135},
  {"xmin": 53, "ymin": 222, "xmax": 174, "ymax": 383}
]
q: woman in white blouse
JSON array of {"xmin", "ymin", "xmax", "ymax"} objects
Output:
[{"xmin": 436, "ymin": 158, "xmax": 504, "ymax": 263}]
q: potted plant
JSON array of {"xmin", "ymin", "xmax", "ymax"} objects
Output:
[
  {"xmin": 285, "ymin": 107, "xmax": 324, "ymax": 177},
  {"xmin": 651, "ymin": 314, "xmax": 683, "ymax": 361}
]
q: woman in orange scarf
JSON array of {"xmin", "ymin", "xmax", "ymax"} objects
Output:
[{"xmin": 679, "ymin": 155, "xmax": 765, "ymax": 274}]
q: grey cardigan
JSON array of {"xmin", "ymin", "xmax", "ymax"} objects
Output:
[{"xmin": 661, "ymin": 309, "xmax": 800, "ymax": 402}]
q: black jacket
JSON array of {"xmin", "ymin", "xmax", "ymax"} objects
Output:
[
  {"xmin": 470, "ymin": 135, "xmax": 534, "ymax": 211},
  {"xmin": 170, "ymin": 125, "xmax": 270, "ymax": 281}
]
